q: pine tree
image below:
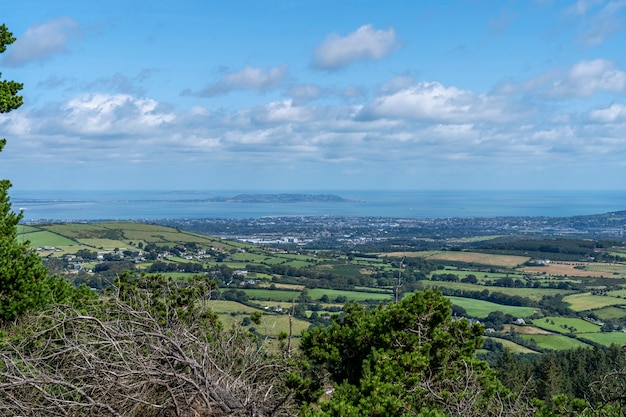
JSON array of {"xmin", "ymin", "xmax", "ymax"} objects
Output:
[{"xmin": 0, "ymin": 24, "xmax": 58, "ymax": 322}]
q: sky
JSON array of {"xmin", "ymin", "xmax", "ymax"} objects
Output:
[{"xmin": 1, "ymin": 0, "xmax": 626, "ymax": 191}]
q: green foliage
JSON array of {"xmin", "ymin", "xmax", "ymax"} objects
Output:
[
  {"xmin": 299, "ymin": 289, "xmax": 520, "ymax": 416},
  {"xmin": 0, "ymin": 24, "xmax": 23, "ymax": 115},
  {"xmin": 108, "ymin": 271, "xmax": 220, "ymax": 331}
]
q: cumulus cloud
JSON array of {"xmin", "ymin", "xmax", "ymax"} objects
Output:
[
  {"xmin": 311, "ymin": 24, "xmax": 401, "ymax": 70},
  {"xmin": 0, "ymin": 17, "xmax": 81, "ymax": 67},
  {"xmin": 60, "ymin": 93, "xmax": 175, "ymax": 135},
  {"xmin": 250, "ymin": 100, "xmax": 318, "ymax": 124},
  {"xmin": 589, "ymin": 103, "xmax": 626, "ymax": 122},
  {"xmin": 496, "ymin": 59, "xmax": 626, "ymax": 99},
  {"xmin": 183, "ymin": 65, "xmax": 287, "ymax": 97},
  {"xmin": 549, "ymin": 59, "xmax": 626, "ymax": 98},
  {"xmin": 358, "ymin": 81, "xmax": 516, "ymax": 123}
]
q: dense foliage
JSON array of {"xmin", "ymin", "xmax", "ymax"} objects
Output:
[{"xmin": 298, "ymin": 289, "xmax": 528, "ymax": 416}]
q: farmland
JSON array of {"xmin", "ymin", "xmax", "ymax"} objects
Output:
[{"xmin": 18, "ymin": 220, "xmax": 626, "ymax": 352}]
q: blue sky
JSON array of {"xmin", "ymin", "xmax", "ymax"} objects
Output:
[{"xmin": 1, "ymin": 0, "xmax": 626, "ymax": 191}]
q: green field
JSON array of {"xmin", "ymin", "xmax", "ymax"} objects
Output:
[
  {"xmin": 17, "ymin": 225, "xmax": 40, "ymax": 234},
  {"xmin": 585, "ymin": 264, "xmax": 626, "ymax": 277},
  {"xmin": 21, "ymin": 222, "xmax": 238, "ymax": 251},
  {"xmin": 207, "ymin": 300, "xmax": 264, "ymax": 314},
  {"xmin": 387, "ymin": 250, "xmax": 530, "ymax": 268},
  {"xmin": 446, "ymin": 296, "xmax": 538, "ymax": 319},
  {"xmin": 532, "ymin": 317, "xmax": 602, "ymax": 334},
  {"xmin": 606, "ymin": 289, "xmax": 626, "ymax": 297},
  {"xmin": 592, "ymin": 306, "xmax": 626, "ymax": 321},
  {"xmin": 577, "ymin": 331, "xmax": 626, "ymax": 347},
  {"xmin": 308, "ymin": 288, "xmax": 393, "ymax": 302},
  {"xmin": 421, "ymin": 280, "xmax": 576, "ymax": 301},
  {"xmin": 563, "ymin": 293, "xmax": 626, "ymax": 311},
  {"xmin": 216, "ymin": 311, "xmax": 311, "ymax": 337},
  {"xmin": 18, "ymin": 230, "xmax": 78, "ymax": 247},
  {"xmin": 484, "ymin": 337, "xmax": 540, "ymax": 354},
  {"xmin": 241, "ymin": 288, "xmax": 302, "ymax": 302},
  {"xmin": 519, "ymin": 334, "xmax": 593, "ymax": 350}
]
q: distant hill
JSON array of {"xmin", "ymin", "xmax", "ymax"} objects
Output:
[{"xmin": 216, "ymin": 193, "xmax": 350, "ymax": 203}]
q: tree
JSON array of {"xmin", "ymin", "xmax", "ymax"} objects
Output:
[
  {"xmin": 299, "ymin": 289, "xmax": 528, "ymax": 416},
  {"xmin": 0, "ymin": 25, "xmax": 23, "ymax": 116},
  {"xmin": 0, "ymin": 25, "xmax": 82, "ymax": 322}
]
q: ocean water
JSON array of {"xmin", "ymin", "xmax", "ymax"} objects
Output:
[{"xmin": 9, "ymin": 190, "xmax": 626, "ymax": 222}]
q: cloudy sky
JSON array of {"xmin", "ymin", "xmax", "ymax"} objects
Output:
[{"xmin": 1, "ymin": 0, "xmax": 626, "ymax": 191}]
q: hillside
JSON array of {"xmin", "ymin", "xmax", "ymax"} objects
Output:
[{"xmin": 18, "ymin": 221, "xmax": 626, "ymax": 352}]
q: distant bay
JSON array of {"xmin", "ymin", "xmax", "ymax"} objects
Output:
[{"xmin": 10, "ymin": 190, "xmax": 626, "ymax": 222}]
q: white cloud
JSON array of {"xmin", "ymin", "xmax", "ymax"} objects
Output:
[
  {"xmin": 1, "ymin": 17, "xmax": 81, "ymax": 67},
  {"xmin": 311, "ymin": 24, "xmax": 401, "ymax": 70},
  {"xmin": 496, "ymin": 59, "xmax": 626, "ymax": 99},
  {"xmin": 61, "ymin": 93, "xmax": 175, "ymax": 135},
  {"xmin": 550, "ymin": 59, "xmax": 626, "ymax": 98},
  {"xmin": 286, "ymin": 84, "xmax": 322, "ymax": 104},
  {"xmin": 589, "ymin": 103, "xmax": 626, "ymax": 122},
  {"xmin": 572, "ymin": 0, "xmax": 626, "ymax": 46},
  {"xmin": 379, "ymin": 75, "xmax": 416, "ymax": 94},
  {"xmin": 359, "ymin": 81, "xmax": 516, "ymax": 123},
  {"xmin": 184, "ymin": 65, "xmax": 287, "ymax": 97},
  {"xmin": 250, "ymin": 100, "xmax": 317, "ymax": 124}
]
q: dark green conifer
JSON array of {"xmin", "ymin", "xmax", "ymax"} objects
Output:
[{"xmin": 0, "ymin": 24, "xmax": 72, "ymax": 321}]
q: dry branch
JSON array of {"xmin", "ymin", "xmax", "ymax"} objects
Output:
[{"xmin": 0, "ymin": 300, "xmax": 296, "ymax": 417}]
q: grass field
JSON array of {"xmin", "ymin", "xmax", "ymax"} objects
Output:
[
  {"xmin": 532, "ymin": 317, "xmax": 601, "ymax": 334},
  {"xmin": 308, "ymin": 288, "xmax": 393, "ymax": 302},
  {"xmin": 241, "ymin": 289, "xmax": 301, "ymax": 302},
  {"xmin": 503, "ymin": 324, "xmax": 552, "ymax": 335},
  {"xmin": 606, "ymin": 289, "xmax": 626, "ymax": 297},
  {"xmin": 519, "ymin": 334, "xmax": 592, "ymax": 350},
  {"xmin": 18, "ymin": 230, "xmax": 78, "ymax": 247},
  {"xmin": 17, "ymin": 225, "xmax": 41, "ymax": 234},
  {"xmin": 585, "ymin": 264, "xmax": 626, "ymax": 277},
  {"xmin": 437, "ymin": 268, "xmax": 528, "ymax": 282},
  {"xmin": 231, "ymin": 252, "xmax": 271, "ymax": 263},
  {"xmin": 265, "ymin": 283, "xmax": 306, "ymax": 291},
  {"xmin": 577, "ymin": 331, "xmax": 626, "ymax": 347},
  {"xmin": 591, "ymin": 306, "xmax": 626, "ymax": 321},
  {"xmin": 385, "ymin": 251, "xmax": 530, "ymax": 268},
  {"xmin": 522, "ymin": 264, "xmax": 615, "ymax": 278},
  {"xmin": 216, "ymin": 312, "xmax": 311, "ymax": 337},
  {"xmin": 207, "ymin": 300, "xmax": 263, "ymax": 314},
  {"xmin": 31, "ymin": 222, "xmax": 238, "ymax": 251},
  {"xmin": 563, "ymin": 293, "xmax": 626, "ymax": 311},
  {"xmin": 446, "ymin": 296, "xmax": 538, "ymax": 318},
  {"xmin": 420, "ymin": 281, "xmax": 576, "ymax": 301},
  {"xmin": 484, "ymin": 337, "xmax": 540, "ymax": 354}
]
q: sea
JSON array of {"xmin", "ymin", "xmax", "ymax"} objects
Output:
[{"xmin": 10, "ymin": 189, "xmax": 626, "ymax": 222}]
